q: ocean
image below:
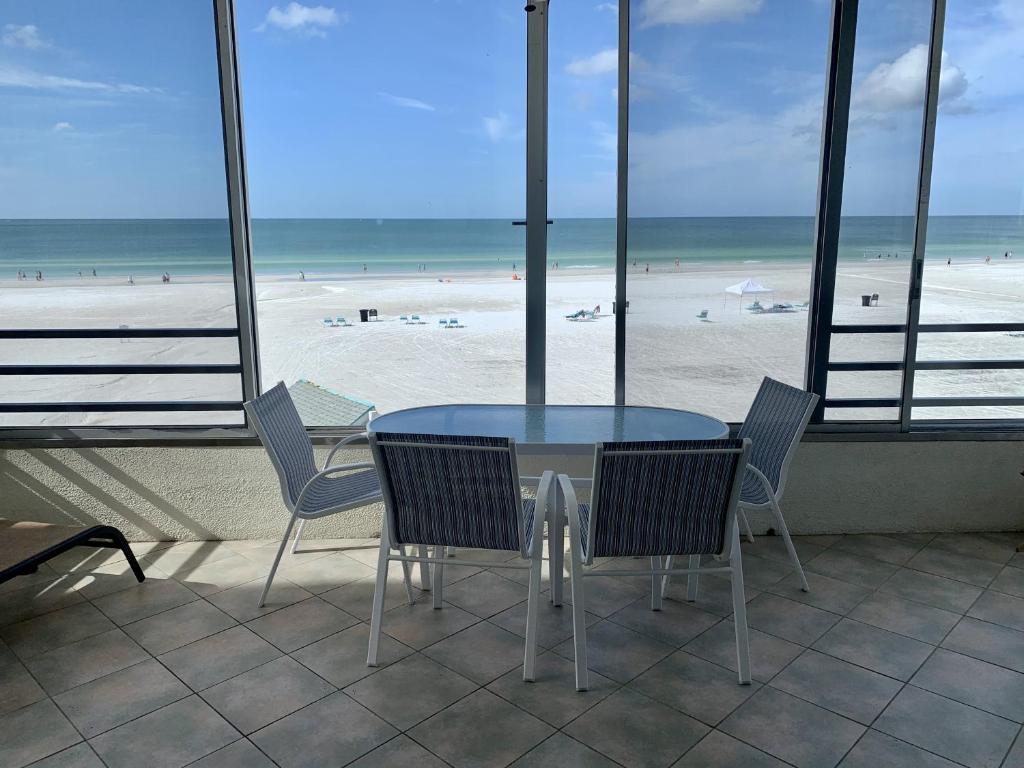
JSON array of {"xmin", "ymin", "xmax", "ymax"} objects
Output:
[{"xmin": 0, "ymin": 216, "xmax": 1020, "ymax": 278}]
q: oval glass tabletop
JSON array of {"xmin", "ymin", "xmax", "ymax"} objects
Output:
[{"xmin": 368, "ymin": 404, "xmax": 728, "ymax": 450}]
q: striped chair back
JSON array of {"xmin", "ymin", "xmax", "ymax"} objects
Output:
[
  {"xmin": 370, "ymin": 432, "xmax": 526, "ymax": 555},
  {"xmin": 737, "ymin": 377, "xmax": 818, "ymax": 502},
  {"xmin": 586, "ymin": 438, "xmax": 750, "ymax": 561},
  {"xmin": 244, "ymin": 382, "xmax": 317, "ymax": 510}
]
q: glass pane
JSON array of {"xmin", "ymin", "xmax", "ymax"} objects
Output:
[
  {"xmin": 624, "ymin": 0, "xmax": 828, "ymax": 421},
  {"xmin": 546, "ymin": 3, "xmax": 617, "ymax": 404},
  {"xmin": 910, "ymin": 0, "xmax": 1024, "ymax": 422},
  {"xmin": 238, "ymin": 2, "xmax": 526, "ymax": 423},
  {"xmin": 825, "ymin": 0, "xmax": 933, "ymax": 421},
  {"xmin": 0, "ymin": 1, "xmax": 239, "ymax": 428}
]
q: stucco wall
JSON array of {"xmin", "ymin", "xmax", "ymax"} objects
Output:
[{"xmin": 1, "ymin": 440, "xmax": 1022, "ymax": 541}]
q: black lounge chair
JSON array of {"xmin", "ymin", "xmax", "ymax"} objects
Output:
[{"xmin": 0, "ymin": 520, "xmax": 146, "ymax": 586}]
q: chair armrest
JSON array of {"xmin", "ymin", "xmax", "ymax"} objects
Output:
[
  {"xmin": 745, "ymin": 464, "xmax": 776, "ymax": 501},
  {"xmin": 295, "ymin": 462, "xmax": 376, "ymax": 513},
  {"xmin": 323, "ymin": 432, "xmax": 369, "ymax": 470},
  {"xmin": 531, "ymin": 471, "xmax": 555, "ymax": 557},
  {"xmin": 558, "ymin": 473, "xmax": 585, "ymax": 561}
]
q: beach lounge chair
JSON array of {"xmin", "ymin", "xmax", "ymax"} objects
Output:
[
  {"xmin": 565, "ymin": 309, "xmax": 585, "ymax": 320},
  {"xmin": 366, "ymin": 432, "xmax": 550, "ymax": 682},
  {"xmin": 562, "ymin": 438, "xmax": 753, "ymax": 689},
  {"xmin": 399, "ymin": 315, "xmax": 408, "ymax": 323},
  {"xmin": 439, "ymin": 319, "xmax": 448, "ymax": 327},
  {"xmin": 448, "ymin": 318, "xmax": 463, "ymax": 328},
  {"xmin": 696, "ymin": 309, "xmax": 710, "ymax": 321},
  {"xmin": 411, "ymin": 314, "xmax": 425, "ymax": 324},
  {"xmin": 245, "ymin": 382, "xmax": 414, "ymax": 607},
  {"xmin": 322, "ymin": 318, "xmax": 335, "ymax": 328},
  {"xmin": 336, "ymin": 316, "xmax": 353, "ymax": 327},
  {"xmin": 1, "ymin": 520, "xmax": 145, "ymax": 587}
]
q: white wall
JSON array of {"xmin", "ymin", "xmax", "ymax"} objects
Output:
[{"xmin": 1, "ymin": 440, "xmax": 1022, "ymax": 541}]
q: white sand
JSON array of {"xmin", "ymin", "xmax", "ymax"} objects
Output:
[{"xmin": 3, "ymin": 257, "xmax": 1023, "ymax": 426}]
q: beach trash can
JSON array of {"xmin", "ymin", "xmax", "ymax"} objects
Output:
[
  {"xmin": 861, "ymin": 295, "xmax": 871, "ymax": 307},
  {"xmin": 368, "ymin": 309, "xmax": 378, "ymax": 321},
  {"xmin": 359, "ymin": 308, "xmax": 370, "ymax": 322}
]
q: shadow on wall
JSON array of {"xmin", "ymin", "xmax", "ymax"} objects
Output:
[{"xmin": 1, "ymin": 448, "xmax": 218, "ymax": 541}]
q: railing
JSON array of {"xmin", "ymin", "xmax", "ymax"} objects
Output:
[
  {"xmin": 823, "ymin": 322, "xmax": 1024, "ymax": 412},
  {"xmin": 0, "ymin": 328, "xmax": 245, "ymax": 416}
]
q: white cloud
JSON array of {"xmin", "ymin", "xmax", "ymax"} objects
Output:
[
  {"xmin": 483, "ymin": 112, "xmax": 522, "ymax": 143},
  {"xmin": 567, "ymin": 49, "xmax": 617, "ymax": 76},
  {"xmin": 639, "ymin": 0, "xmax": 762, "ymax": 27},
  {"xmin": 566, "ymin": 49, "xmax": 643, "ymax": 77},
  {"xmin": 258, "ymin": 3, "xmax": 343, "ymax": 37},
  {"xmin": 377, "ymin": 91, "xmax": 435, "ymax": 111},
  {"xmin": 0, "ymin": 65, "xmax": 155, "ymax": 94},
  {"xmin": 854, "ymin": 44, "xmax": 969, "ymax": 117},
  {"xmin": 52, "ymin": 121, "xmax": 73, "ymax": 133},
  {"xmin": 595, "ymin": 2, "xmax": 618, "ymax": 11},
  {"xmin": 2, "ymin": 24, "xmax": 47, "ymax": 50}
]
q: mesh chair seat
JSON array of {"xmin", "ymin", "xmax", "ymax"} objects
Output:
[{"xmin": 298, "ymin": 468, "xmax": 382, "ymax": 516}]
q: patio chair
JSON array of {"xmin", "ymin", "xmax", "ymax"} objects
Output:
[
  {"xmin": 562, "ymin": 438, "xmax": 752, "ymax": 690},
  {"xmin": 1, "ymin": 521, "xmax": 145, "ymax": 586},
  {"xmin": 366, "ymin": 432, "xmax": 551, "ymax": 682},
  {"xmin": 696, "ymin": 309, "xmax": 709, "ymax": 321},
  {"xmin": 732, "ymin": 377, "xmax": 818, "ymax": 591},
  {"xmin": 245, "ymin": 382, "xmax": 414, "ymax": 608}
]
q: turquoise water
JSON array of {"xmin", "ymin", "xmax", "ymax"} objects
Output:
[{"xmin": 0, "ymin": 217, "xmax": 1019, "ymax": 278}]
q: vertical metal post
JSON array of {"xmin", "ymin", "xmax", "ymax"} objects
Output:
[
  {"xmin": 213, "ymin": 0, "xmax": 261, "ymax": 408},
  {"xmin": 525, "ymin": 1, "xmax": 549, "ymax": 404},
  {"xmin": 899, "ymin": 0, "xmax": 945, "ymax": 430},
  {"xmin": 805, "ymin": 0, "xmax": 858, "ymax": 421},
  {"xmin": 614, "ymin": 0, "xmax": 630, "ymax": 406}
]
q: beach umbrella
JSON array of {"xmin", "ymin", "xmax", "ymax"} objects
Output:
[
  {"xmin": 725, "ymin": 278, "xmax": 773, "ymax": 296},
  {"xmin": 725, "ymin": 278, "xmax": 774, "ymax": 311}
]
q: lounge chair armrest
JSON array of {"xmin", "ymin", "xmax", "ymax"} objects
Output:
[
  {"xmin": 557, "ymin": 473, "xmax": 586, "ymax": 560},
  {"xmin": 323, "ymin": 432, "xmax": 370, "ymax": 469}
]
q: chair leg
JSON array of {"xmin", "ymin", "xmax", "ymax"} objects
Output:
[
  {"xmin": 432, "ymin": 544, "xmax": 444, "ymax": 609},
  {"xmin": 650, "ymin": 556, "xmax": 663, "ymax": 611},
  {"xmin": 399, "ymin": 547, "xmax": 415, "ymax": 605},
  {"xmin": 730, "ymin": 527, "xmax": 752, "ymax": 685},
  {"xmin": 523, "ymin": 552, "xmax": 543, "ymax": 682},
  {"xmin": 101, "ymin": 526, "xmax": 145, "ymax": 583},
  {"xmin": 258, "ymin": 513, "xmax": 299, "ymax": 608},
  {"xmin": 739, "ymin": 509, "xmax": 755, "ymax": 543},
  {"xmin": 290, "ymin": 519, "xmax": 307, "ymax": 554},
  {"xmin": 771, "ymin": 497, "xmax": 809, "ymax": 592},
  {"xmin": 568, "ymin": 541, "xmax": 589, "ymax": 691},
  {"xmin": 661, "ymin": 555, "xmax": 673, "ymax": 599},
  {"xmin": 418, "ymin": 545, "xmax": 431, "ymax": 592},
  {"xmin": 686, "ymin": 554, "xmax": 701, "ymax": 602},
  {"xmin": 367, "ymin": 538, "xmax": 391, "ymax": 667}
]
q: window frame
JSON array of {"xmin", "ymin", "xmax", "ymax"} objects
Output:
[{"xmin": 3, "ymin": 0, "xmax": 1022, "ymax": 446}]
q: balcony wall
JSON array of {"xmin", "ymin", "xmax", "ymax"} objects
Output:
[{"xmin": 1, "ymin": 440, "xmax": 1022, "ymax": 540}]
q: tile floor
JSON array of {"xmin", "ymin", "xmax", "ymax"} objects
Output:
[{"xmin": 3, "ymin": 531, "xmax": 1024, "ymax": 767}]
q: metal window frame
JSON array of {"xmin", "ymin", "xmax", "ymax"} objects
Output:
[
  {"xmin": 0, "ymin": 0, "xmax": 257, "ymax": 443},
  {"xmin": 3, "ymin": 0, "xmax": 1023, "ymax": 447}
]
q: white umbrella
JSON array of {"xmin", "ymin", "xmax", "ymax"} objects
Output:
[{"xmin": 725, "ymin": 278, "xmax": 773, "ymax": 296}]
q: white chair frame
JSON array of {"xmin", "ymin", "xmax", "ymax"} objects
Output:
[
  {"xmin": 563, "ymin": 440, "xmax": 753, "ymax": 691},
  {"xmin": 365, "ymin": 435, "xmax": 552, "ymax": 682},
  {"xmin": 245, "ymin": 414, "xmax": 416, "ymax": 609}
]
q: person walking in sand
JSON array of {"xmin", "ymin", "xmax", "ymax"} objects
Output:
[
  {"xmin": 947, "ymin": 258, "xmax": 951, "ymax": 266},
  {"xmin": 645, "ymin": 264, "xmax": 649, "ymax": 274},
  {"xmin": 299, "ymin": 270, "xmax": 305, "ymax": 281},
  {"xmin": 129, "ymin": 274, "xmax": 135, "ymax": 285}
]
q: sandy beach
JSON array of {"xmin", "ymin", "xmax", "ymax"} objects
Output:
[{"xmin": 3, "ymin": 256, "xmax": 1023, "ymax": 426}]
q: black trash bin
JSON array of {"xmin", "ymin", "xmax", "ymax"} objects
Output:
[
  {"xmin": 861, "ymin": 295, "xmax": 871, "ymax": 307},
  {"xmin": 359, "ymin": 308, "xmax": 370, "ymax": 322}
]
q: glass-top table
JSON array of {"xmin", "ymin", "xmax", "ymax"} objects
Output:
[{"xmin": 368, "ymin": 404, "xmax": 728, "ymax": 453}]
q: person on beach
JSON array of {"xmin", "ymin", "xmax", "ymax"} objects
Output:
[
  {"xmin": 363, "ymin": 264, "xmax": 367, "ymax": 272},
  {"xmin": 986, "ymin": 255, "xmax": 991, "ymax": 265},
  {"xmin": 129, "ymin": 274, "xmax": 135, "ymax": 285},
  {"xmin": 947, "ymin": 258, "xmax": 951, "ymax": 266},
  {"xmin": 92, "ymin": 269, "xmax": 96, "ymax": 277},
  {"xmin": 645, "ymin": 264, "xmax": 649, "ymax": 274},
  {"xmin": 299, "ymin": 271, "xmax": 305, "ymax": 281},
  {"xmin": 675, "ymin": 257, "xmax": 680, "ymax": 270}
]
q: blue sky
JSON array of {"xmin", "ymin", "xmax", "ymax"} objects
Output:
[{"xmin": 0, "ymin": 0, "xmax": 1020, "ymax": 218}]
